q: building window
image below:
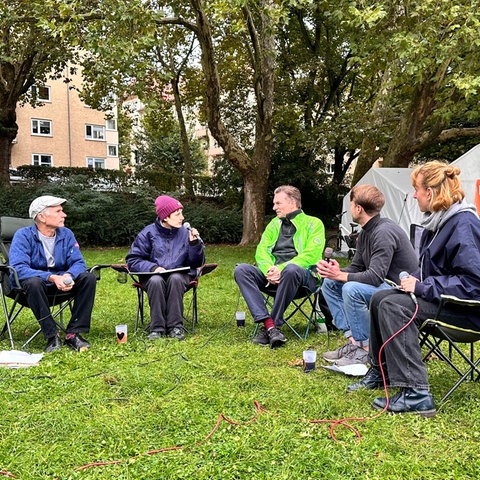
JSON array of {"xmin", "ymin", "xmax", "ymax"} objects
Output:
[
  {"xmin": 31, "ymin": 119, "xmax": 52, "ymax": 136},
  {"xmin": 32, "ymin": 154, "xmax": 53, "ymax": 167},
  {"xmin": 85, "ymin": 124, "xmax": 105, "ymax": 140},
  {"xmin": 87, "ymin": 157, "xmax": 105, "ymax": 169},
  {"xmin": 105, "ymin": 118, "xmax": 117, "ymax": 130},
  {"xmin": 31, "ymin": 85, "xmax": 51, "ymax": 102},
  {"xmin": 107, "ymin": 144, "xmax": 118, "ymax": 156}
]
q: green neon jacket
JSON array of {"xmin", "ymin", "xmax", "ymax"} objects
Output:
[{"xmin": 255, "ymin": 211, "xmax": 325, "ymax": 275}]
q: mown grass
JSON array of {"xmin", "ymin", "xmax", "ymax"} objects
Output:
[{"xmin": 1, "ymin": 245, "xmax": 480, "ymax": 479}]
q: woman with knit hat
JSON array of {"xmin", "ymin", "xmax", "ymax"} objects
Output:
[{"xmin": 126, "ymin": 195, "xmax": 205, "ymax": 340}]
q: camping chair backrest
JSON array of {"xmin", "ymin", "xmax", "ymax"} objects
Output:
[
  {"xmin": 0, "ymin": 216, "xmax": 34, "ymax": 264},
  {"xmin": 409, "ymin": 223, "xmax": 425, "ymax": 257}
]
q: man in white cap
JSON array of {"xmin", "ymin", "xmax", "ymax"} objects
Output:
[{"xmin": 8, "ymin": 195, "xmax": 97, "ymax": 352}]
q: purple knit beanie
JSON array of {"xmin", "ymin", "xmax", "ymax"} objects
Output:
[{"xmin": 155, "ymin": 195, "xmax": 183, "ymax": 221}]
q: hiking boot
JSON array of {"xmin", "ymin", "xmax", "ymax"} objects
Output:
[
  {"xmin": 372, "ymin": 388, "xmax": 436, "ymax": 417},
  {"xmin": 267, "ymin": 327, "xmax": 287, "ymax": 349},
  {"xmin": 168, "ymin": 327, "xmax": 185, "ymax": 341},
  {"xmin": 322, "ymin": 342, "xmax": 356, "ymax": 362},
  {"xmin": 252, "ymin": 326, "xmax": 270, "ymax": 346},
  {"xmin": 334, "ymin": 345, "xmax": 369, "ymax": 366}
]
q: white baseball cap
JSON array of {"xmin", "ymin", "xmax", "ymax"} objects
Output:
[{"xmin": 29, "ymin": 195, "xmax": 67, "ymax": 219}]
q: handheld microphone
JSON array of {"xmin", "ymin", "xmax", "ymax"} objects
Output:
[
  {"xmin": 64, "ymin": 276, "xmax": 73, "ymax": 285},
  {"xmin": 183, "ymin": 222, "xmax": 204, "ymax": 244},
  {"xmin": 324, "ymin": 247, "xmax": 334, "ymax": 262},
  {"xmin": 399, "ymin": 271, "xmax": 417, "ymax": 304}
]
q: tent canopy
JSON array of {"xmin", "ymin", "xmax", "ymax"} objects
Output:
[{"xmin": 340, "ymin": 144, "xmax": 480, "ymax": 247}]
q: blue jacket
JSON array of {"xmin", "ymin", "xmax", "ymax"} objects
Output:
[
  {"xmin": 9, "ymin": 225, "xmax": 87, "ymax": 287},
  {"xmin": 413, "ymin": 211, "xmax": 480, "ymax": 308},
  {"xmin": 126, "ymin": 219, "xmax": 205, "ymax": 275}
]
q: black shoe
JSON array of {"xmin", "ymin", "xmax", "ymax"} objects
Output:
[
  {"xmin": 64, "ymin": 333, "xmax": 91, "ymax": 352},
  {"xmin": 372, "ymin": 388, "xmax": 436, "ymax": 417},
  {"xmin": 347, "ymin": 366, "xmax": 385, "ymax": 393},
  {"xmin": 147, "ymin": 331, "xmax": 165, "ymax": 340},
  {"xmin": 252, "ymin": 326, "xmax": 270, "ymax": 346},
  {"xmin": 168, "ymin": 327, "xmax": 185, "ymax": 341},
  {"xmin": 45, "ymin": 334, "xmax": 62, "ymax": 353},
  {"xmin": 267, "ymin": 327, "xmax": 287, "ymax": 349}
]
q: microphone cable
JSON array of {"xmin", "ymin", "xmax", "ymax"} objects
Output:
[{"xmin": 309, "ymin": 295, "xmax": 420, "ymax": 443}]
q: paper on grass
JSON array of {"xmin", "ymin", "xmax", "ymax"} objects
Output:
[
  {"xmin": 322, "ymin": 363, "xmax": 369, "ymax": 377},
  {"xmin": 0, "ymin": 350, "xmax": 44, "ymax": 368}
]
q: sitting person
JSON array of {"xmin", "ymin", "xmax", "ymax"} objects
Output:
[
  {"xmin": 9, "ymin": 195, "xmax": 97, "ymax": 352},
  {"xmin": 126, "ymin": 195, "xmax": 204, "ymax": 341},
  {"xmin": 316, "ymin": 184, "xmax": 417, "ymax": 366},
  {"xmin": 348, "ymin": 161, "xmax": 480, "ymax": 417},
  {"xmin": 234, "ymin": 185, "xmax": 325, "ymax": 348}
]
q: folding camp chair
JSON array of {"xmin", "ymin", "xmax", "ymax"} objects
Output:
[
  {"xmin": 0, "ymin": 216, "xmax": 109, "ymax": 350},
  {"xmin": 112, "ymin": 263, "xmax": 218, "ymax": 333},
  {"xmin": 260, "ymin": 283, "xmax": 328, "ymax": 340},
  {"xmin": 419, "ymin": 294, "xmax": 480, "ymax": 402}
]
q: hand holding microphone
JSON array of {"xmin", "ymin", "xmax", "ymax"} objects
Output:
[
  {"xmin": 183, "ymin": 222, "xmax": 204, "ymax": 244},
  {"xmin": 324, "ymin": 247, "xmax": 333, "ymax": 263},
  {"xmin": 399, "ymin": 271, "xmax": 417, "ymax": 305}
]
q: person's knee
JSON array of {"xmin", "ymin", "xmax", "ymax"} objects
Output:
[
  {"xmin": 22, "ymin": 276, "xmax": 45, "ymax": 292},
  {"xmin": 281, "ymin": 264, "xmax": 303, "ymax": 282},
  {"xmin": 342, "ymin": 282, "xmax": 368, "ymax": 301},
  {"xmin": 234, "ymin": 263, "xmax": 254, "ymax": 282}
]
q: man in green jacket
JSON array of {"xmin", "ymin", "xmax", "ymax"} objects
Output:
[{"xmin": 234, "ymin": 185, "xmax": 325, "ymax": 348}]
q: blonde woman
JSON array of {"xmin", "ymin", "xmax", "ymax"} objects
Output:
[{"xmin": 348, "ymin": 161, "xmax": 480, "ymax": 416}]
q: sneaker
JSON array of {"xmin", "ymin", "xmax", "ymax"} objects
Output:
[
  {"xmin": 322, "ymin": 342, "xmax": 357, "ymax": 362},
  {"xmin": 252, "ymin": 326, "xmax": 270, "ymax": 346},
  {"xmin": 64, "ymin": 333, "xmax": 90, "ymax": 352},
  {"xmin": 147, "ymin": 331, "xmax": 165, "ymax": 341},
  {"xmin": 267, "ymin": 327, "xmax": 287, "ymax": 349},
  {"xmin": 334, "ymin": 345, "xmax": 369, "ymax": 366},
  {"xmin": 168, "ymin": 327, "xmax": 185, "ymax": 341}
]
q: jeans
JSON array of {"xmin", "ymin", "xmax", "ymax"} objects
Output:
[
  {"xmin": 369, "ymin": 289, "xmax": 480, "ymax": 389},
  {"xmin": 234, "ymin": 263, "xmax": 317, "ymax": 327},
  {"xmin": 321, "ymin": 278, "xmax": 391, "ymax": 346},
  {"xmin": 143, "ymin": 272, "xmax": 190, "ymax": 332},
  {"xmin": 21, "ymin": 272, "xmax": 97, "ymax": 339}
]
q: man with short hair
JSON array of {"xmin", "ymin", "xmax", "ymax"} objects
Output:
[
  {"xmin": 316, "ymin": 184, "xmax": 418, "ymax": 366},
  {"xmin": 9, "ymin": 195, "xmax": 97, "ymax": 352},
  {"xmin": 234, "ymin": 185, "xmax": 325, "ymax": 348}
]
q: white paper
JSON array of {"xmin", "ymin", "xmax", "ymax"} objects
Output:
[
  {"xmin": 0, "ymin": 350, "xmax": 44, "ymax": 368},
  {"xmin": 322, "ymin": 363, "xmax": 369, "ymax": 377}
]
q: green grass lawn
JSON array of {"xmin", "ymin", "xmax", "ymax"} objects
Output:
[{"xmin": 1, "ymin": 245, "xmax": 479, "ymax": 479}]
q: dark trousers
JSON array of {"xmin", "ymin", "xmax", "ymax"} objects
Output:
[
  {"xmin": 143, "ymin": 273, "xmax": 190, "ymax": 332},
  {"xmin": 369, "ymin": 289, "xmax": 479, "ymax": 390},
  {"xmin": 234, "ymin": 263, "xmax": 317, "ymax": 327},
  {"xmin": 21, "ymin": 272, "xmax": 97, "ymax": 339}
]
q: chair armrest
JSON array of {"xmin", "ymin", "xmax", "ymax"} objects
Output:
[
  {"xmin": 110, "ymin": 264, "xmax": 129, "ymax": 274},
  {"xmin": 439, "ymin": 294, "xmax": 480, "ymax": 308},
  {"xmin": 87, "ymin": 264, "xmax": 113, "ymax": 280},
  {"xmin": 198, "ymin": 263, "xmax": 218, "ymax": 277}
]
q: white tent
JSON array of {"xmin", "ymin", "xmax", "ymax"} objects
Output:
[{"xmin": 339, "ymin": 144, "xmax": 480, "ymax": 249}]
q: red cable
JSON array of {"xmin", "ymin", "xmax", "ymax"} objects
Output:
[
  {"xmin": 309, "ymin": 302, "xmax": 419, "ymax": 443},
  {"xmin": 0, "ymin": 471, "xmax": 15, "ymax": 478},
  {"xmin": 75, "ymin": 401, "xmax": 271, "ymax": 471}
]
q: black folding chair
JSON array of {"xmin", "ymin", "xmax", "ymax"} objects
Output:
[
  {"xmin": 260, "ymin": 283, "xmax": 328, "ymax": 340},
  {"xmin": 0, "ymin": 216, "xmax": 109, "ymax": 350},
  {"xmin": 112, "ymin": 263, "xmax": 218, "ymax": 333},
  {"xmin": 419, "ymin": 294, "xmax": 480, "ymax": 402}
]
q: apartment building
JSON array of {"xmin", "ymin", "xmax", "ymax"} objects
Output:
[{"xmin": 11, "ymin": 68, "xmax": 119, "ymax": 171}]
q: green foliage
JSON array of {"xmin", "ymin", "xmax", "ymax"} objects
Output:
[
  {"xmin": 0, "ymin": 183, "xmax": 243, "ymax": 246},
  {"xmin": 1, "ymin": 245, "xmax": 480, "ymax": 479}
]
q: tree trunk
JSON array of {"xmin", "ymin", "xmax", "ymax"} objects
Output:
[
  {"xmin": 189, "ymin": 0, "xmax": 276, "ymax": 245},
  {"xmin": 0, "ymin": 104, "xmax": 18, "ymax": 186},
  {"xmin": 171, "ymin": 75, "xmax": 195, "ymax": 198}
]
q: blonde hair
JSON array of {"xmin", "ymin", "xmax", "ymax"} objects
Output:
[
  {"xmin": 350, "ymin": 184, "xmax": 385, "ymax": 216},
  {"xmin": 274, "ymin": 185, "xmax": 302, "ymax": 208},
  {"xmin": 411, "ymin": 161, "xmax": 465, "ymax": 212}
]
